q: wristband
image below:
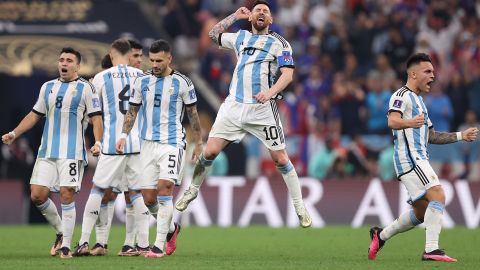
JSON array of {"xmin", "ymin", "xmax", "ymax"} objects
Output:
[
  {"xmin": 8, "ymin": 131, "xmax": 16, "ymax": 139},
  {"xmin": 120, "ymin": 133, "xmax": 128, "ymax": 140},
  {"xmin": 456, "ymin": 132, "xmax": 462, "ymax": 141}
]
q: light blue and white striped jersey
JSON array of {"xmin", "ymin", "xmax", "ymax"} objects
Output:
[
  {"xmin": 33, "ymin": 77, "xmax": 102, "ymax": 162},
  {"xmin": 388, "ymin": 86, "xmax": 433, "ymax": 177},
  {"xmin": 219, "ymin": 30, "xmax": 295, "ymax": 104},
  {"xmin": 130, "ymin": 70, "xmax": 197, "ymax": 148},
  {"xmin": 92, "ymin": 65, "xmax": 143, "ymax": 154}
]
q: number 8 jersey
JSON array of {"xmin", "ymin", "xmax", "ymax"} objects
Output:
[{"xmin": 92, "ymin": 64, "xmax": 144, "ymax": 154}]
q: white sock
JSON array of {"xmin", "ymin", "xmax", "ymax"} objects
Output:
[
  {"xmin": 148, "ymin": 202, "xmax": 158, "ymax": 219},
  {"xmin": 155, "ymin": 196, "xmax": 173, "ymax": 250},
  {"xmin": 169, "ymin": 221, "xmax": 175, "ymax": 233},
  {"xmin": 424, "ymin": 201, "xmax": 444, "ymax": 252},
  {"xmin": 131, "ymin": 193, "xmax": 149, "ymax": 248},
  {"xmin": 380, "ymin": 209, "xmax": 422, "ymax": 241},
  {"xmin": 190, "ymin": 153, "xmax": 213, "ymax": 190},
  {"xmin": 61, "ymin": 202, "xmax": 76, "ymax": 249},
  {"xmin": 124, "ymin": 203, "xmax": 135, "ymax": 247},
  {"xmin": 80, "ymin": 188, "xmax": 104, "ymax": 244},
  {"xmin": 277, "ymin": 161, "xmax": 304, "ymax": 211},
  {"xmin": 103, "ymin": 200, "xmax": 115, "ymax": 245},
  {"xmin": 95, "ymin": 203, "xmax": 108, "ymax": 245},
  {"xmin": 36, "ymin": 198, "xmax": 62, "ymax": 234}
]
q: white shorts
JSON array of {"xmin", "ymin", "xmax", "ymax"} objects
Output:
[
  {"xmin": 400, "ymin": 160, "xmax": 440, "ymax": 202},
  {"xmin": 30, "ymin": 158, "xmax": 85, "ymax": 192},
  {"xmin": 209, "ymin": 99, "xmax": 286, "ymax": 151},
  {"xmin": 139, "ymin": 141, "xmax": 186, "ymax": 189},
  {"xmin": 92, "ymin": 154, "xmax": 143, "ymax": 191}
]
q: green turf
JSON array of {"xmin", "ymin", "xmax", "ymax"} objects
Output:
[{"xmin": 0, "ymin": 225, "xmax": 478, "ymax": 270}]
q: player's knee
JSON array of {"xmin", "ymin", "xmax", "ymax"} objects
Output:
[
  {"xmin": 203, "ymin": 149, "xmax": 218, "ymax": 161},
  {"xmin": 30, "ymin": 193, "xmax": 47, "ymax": 205},
  {"xmin": 426, "ymin": 185, "xmax": 445, "ymax": 204},
  {"xmin": 59, "ymin": 187, "xmax": 75, "ymax": 204}
]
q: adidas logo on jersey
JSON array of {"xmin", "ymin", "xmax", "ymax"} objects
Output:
[
  {"xmin": 168, "ymin": 170, "xmax": 175, "ymax": 174},
  {"xmin": 70, "ymin": 178, "xmax": 76, "ymax": 182},
  {"xmin": 271, "ymin": 141, "xmax": 278, "ymax": 146}
]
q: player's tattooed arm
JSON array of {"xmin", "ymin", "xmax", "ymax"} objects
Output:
[
  {"xmin": 428, "ymin": 128, "xmax": 457, "ymax": 144},
  {"xmin": 208, "ymin": 14, "xmax": 237, "ymax": 44},
  {"xmin": 122, "ymin": 104, "xmax": 140, "ymax": 134},
  {"xmin": 186, "ymin": 105, "xmax": 203, "ymax": 161}
]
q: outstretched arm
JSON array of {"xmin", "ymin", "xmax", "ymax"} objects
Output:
[
  {"xmin": 186, "ymin": 104, "xmax": 203, "ymax": 161},
  {"xmin": 2, "ymin": 111, "xmax": 42, "ymax": 145},
  {"xmin": 208, "ymin": 7, "xmax": 250, "ymax": 44},
  {"xmin": 428, "ymin": 127, "xmax": 478, "ymax": 144}
]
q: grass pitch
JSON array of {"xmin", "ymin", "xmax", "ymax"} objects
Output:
[{"xmin": 0, "ymin": 225, "xmax": 478, "ymax": 270}]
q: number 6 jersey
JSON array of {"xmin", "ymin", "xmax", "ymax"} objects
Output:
[{"xmin": 92, "ymin": 64, "xmax": 143, "ymax": 155}]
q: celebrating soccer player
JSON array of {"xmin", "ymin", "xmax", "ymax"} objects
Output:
[
  {"xmin": 368, "ymin": 53, "xmax": 478, "ymax": 262},
  {"xmin": 175, "ymin": 0, "xmax": 312, "ymax": 228},
  {"xmin": 117, "ymin": 39, "xmax": 202, "ymax": 258},
  {"xmin": 2, "ymin": 48, "xmax": 103, "ymax": 258}
]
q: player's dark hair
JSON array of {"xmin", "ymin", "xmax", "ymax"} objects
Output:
[
  {"xmin": 251, "ymin": 0, "xmax": 271, "ymax": 11},
  {"xmin": 101, "ymin": 54, "xmax": 113, "ymax": 69},
  {"xmin": 406, "ymin": 53, "xmax": 432, "ymax": 70},
  {"xmin": 60, "ymin": 47, "xmax": 81, "ymax": 63},
  {"xmin": 149, "ymin": 40, "xmax": 171, "ymax": 54},
  {"xmin": 128, "ymin": 39, "xmax": 143, "ymax": 50},
  {"xmin": 111, "ymin": 39, "xmax": 131, "ymax": 55}
]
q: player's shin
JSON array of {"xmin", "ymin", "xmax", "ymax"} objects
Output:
[
  {"xmin": 131, "ymin": 193, "xmax": 150, "ymax": 248},
  {"xmin": 424, "ymin": 201, "xmax": 444, "ymax": 252},
  {"xmin": 190, "ymin": 153, "xmax": 213, "ymax": 190},
  {"xmin": 80, "ymin": 188, "xmax": 104, "ymax": 244},
  {"xmin": 155, "ymin": 196, "xmax": 173, "ymax": 250},
  {"xmin": 123, "ymin": 203, "xmax": 135, "ymax": 247},
  {"xmin": 381, "ymin": 209, "xmax": 422, "ymax": 241},
  {"xmin": 36, "ymin": 198, "xmax": 62, "ymax": 234},
  {"xmin": 61, "ymin": 202, "xmax": 76, "ymax": 249}
]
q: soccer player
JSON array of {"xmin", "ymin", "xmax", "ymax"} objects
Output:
[
  {"xmin": 92, "ymin": 40, "xmax": 145, "ymax": 256},
  {"xmin": 368, "ymin": 53, "xmax": 478, "ymax": 262},
  {"xmin": 117, "ymin": 39, "xmax": 202, "ymax": 258},
  {"xmin": 1, "ymin": 47, "xmax": 103, "ymax": 258},
  {"xmin": 73, "ymin": 39, "xmax": 151, "ymax": 257},
  {"xmin": 175, "ymin": 0, "xmax": 312, "ymax": 228}
]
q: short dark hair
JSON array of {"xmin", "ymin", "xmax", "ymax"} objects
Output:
[
  {"xmin": 251, "ymin": 0, "xmax": 271, "ymax": 11},
  {"xmin": 149, "ymin": 40, "xmax": 171, "ymax": 54},
  {"xmin": 111, "ymin": 39, "xmax": 131, "ymax": 55},
  {"xmin": 128, "ymin": 39, "xmax": 143, "ymax": 50},
  {"xmin": 61, "ymin": 47, "xmax": 81, "ymax": 63},
  {"xmin": 406, "ymin": 53, "xmax": 432, "ymax": 70},
  {"xmin": 101, "ymin": 54, "xmax": 113, "ymax": 69}
]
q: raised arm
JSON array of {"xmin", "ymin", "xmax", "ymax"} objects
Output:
[
  {"xmin": 185, "ymin": 104, "xmax": 203, "ymax": 161},
  {"xmin": 428, "ymin": 127, "xmax": 478, "ymax": 144},
  {"xmin": 1, "ymin": 111, "xmax": 42, "ymax": 145},
  {"xmin": 116, "ymin": 104, "xmax": 140, "ymax": 153},
  {"xmin": 208, "ymin": 7, "xmax": 250, "ymax": 44}
]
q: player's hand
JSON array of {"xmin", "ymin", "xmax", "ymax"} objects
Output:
[
  {"xmin": 461, "ymin": 127, "xmax": 479, "ymax": 142},
  {"xmin": 254, "ymin": 90, "xmax": 273, "ymax": 104},
  {"xmin": 234, "ymin": 7, "xmax": 250, "ymax": 20},
  {"xmin": 192, "ymin": 142, "xmax": 203, "ymax": 162},
  {"xmin": 116, "ymin": 138, "xmax": 126, "ymax": 154},
  {"xmin": 410, "ymin": 113, "xmax": 425, "ymax": 128},
  {"xmin": 1, "ymin": 132, "xmax": 16, "ymax": 145},
  {"xmin": 90, "ymin": 141, "xmax": 101, "ymax": 156}
]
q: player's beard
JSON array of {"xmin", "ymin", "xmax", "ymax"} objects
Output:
[{"xmin": 252, "ymin": 20, "xmax": 268, "ymax": 32}]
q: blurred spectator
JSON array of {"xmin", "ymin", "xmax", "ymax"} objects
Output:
[
  {"xmin": 424, "ymin": 84, "xmax": 453, "ymax": 132},
  {"xmin": 377, "ymin": 144, "xmax": 395, "ymax": 181},
  {"xmin": 0, "ymin": 137, "xmax": 34, "ymax": 179},
  {"xmin": 365, "ymin": 72, "xmax": 390, "ymax": 134}
]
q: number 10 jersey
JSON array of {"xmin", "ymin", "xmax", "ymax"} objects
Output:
[{"xmin": 92, "ymin": 64, "xmax": 143, "ymax": 154}]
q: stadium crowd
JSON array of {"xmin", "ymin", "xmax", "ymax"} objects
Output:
[
  {"xmin": 1, "ymin": 0, "xmax": 480, "ymax": 182},
  {"xmin": 158, "ymin": 0, "xmax": 480, "ymax": 181}
]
